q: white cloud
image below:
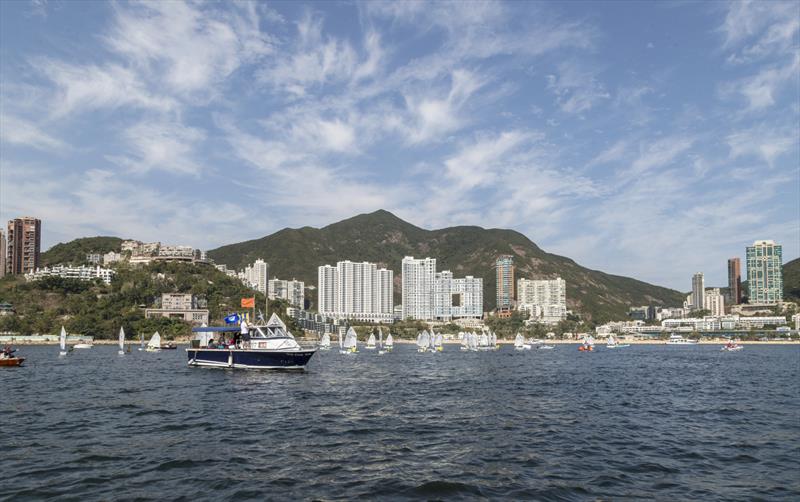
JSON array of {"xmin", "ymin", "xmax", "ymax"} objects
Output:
[
  {"xmin": 727, "ymin": 125, "xmax": 797, "ymax": 166},
  {"xmin": 546, "ymin": 61, "xmax": 610, "ymax": 114},
  {"xmin": 720, "ymin": 0, "xmax": 799, "ymax": 63},
  {"xmin": 722, "ymin": 54, "xmax": 800, "ymax": 111},
  {"xmin": 629, "ymin": 136, "xmax": 693, "ymax": 174},
  {"xmin": 0, "ymin": 114, "xmax": 67, "ymax": 152},
  {"xmin": 105, "ymin": 1, "xmax": 272, "ymax": 97},
  {"xmin": 107, "ymin": 120, "xmax": 207, "ymax": 175}
]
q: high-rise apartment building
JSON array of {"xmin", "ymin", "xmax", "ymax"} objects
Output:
[
  {"xmin": 495, "ymin": 255, "xmax": 514, "ymax": 311},
  {"xmin": 317, "ymin": 261, "xmax": 393, "ymax": 322},
  {"xmin": 691, "ymin": 273, "xmax": 705, "ymax": 311},
  {"xmin": 401, "ymin": 256, "xmax": 436, "ymax": 320},
  {"xmin": 6, "ymin": 217, "xmax": 41, "ymax": 275},
  {"xmin": 517, "ymin": 277, "xmax": 567, "ymax": 324},
  {"xmin": 704, "ymin": 288, "xmax": 726, "ymax": 317},
  {"xmin": 240, "ymin": 259, "xmax": 269, "ymax": 294},
  {"xmin": 268, "ymin": 278, "xmax": 305, "ymax": 308},
  {"xmin": 0, "ymin": 230, "xmax": 6, "ymax": 278},
  {"xmin": 746, "ymin": 240, "xmax": 783, "ymax": 303},
  {"xmin": 433, "ymin": 271, "xmax": 483, "ymax": 320},
  {"xmin": 727, "ymin": 258, "xmax": 741, "ymax": 305}
]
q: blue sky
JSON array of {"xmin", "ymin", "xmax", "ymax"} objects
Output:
[{"xmin": 1, "ymin": 0, "xmax": 798, "ymax": 291}]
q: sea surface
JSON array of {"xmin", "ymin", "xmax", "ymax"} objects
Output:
[{"xmin": 2, "ymin": 344, "xmax": 799, "ymax": 501}]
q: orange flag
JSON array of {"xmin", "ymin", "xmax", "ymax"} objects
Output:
[{"xmin": 241, "ymin": 297, "xmax": 255, "ymax": 308}]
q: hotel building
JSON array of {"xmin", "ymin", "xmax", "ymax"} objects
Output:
[
  {"xmin": 6, "ymin": 217, "xmax": 41, "ymax": 275},
  {"xmin": 746, "ymin": 240, "xmax": 783, "ymax": 304}
]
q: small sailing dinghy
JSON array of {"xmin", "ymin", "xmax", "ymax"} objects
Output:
[
  {"xmin": 146, "ymin": 331, "xmax": 162, "ymax": 352},
  {"xmin": 338, "ymin": 329, "xmax": 347, "ymax": 354},
  {"xmin": 366, "ymin": 332, "xmax": 377, "ymax": 350},
  {"xmin": 514, "ymin": 333, "xmax": 532, "ymax": 351},
  {"xmin": 417, "ymin": 330, "xmax": 430, "ymax": 353},
  {"xmin": 378, "ymin": 328, "xmax": 387, "ymax": 355},
  {"xmin": 460, "ymin": 332, "xmax": 469, "ymax": 351},
  {"xmin": 319, "ymin": 333, "xmax": 331, "ymax": 350},
  {"xmin": 59, "ymin": 326, "xmax": 68, "ymax": 356},
  {"xmin": 343, "ymin": 327, "xmax": 359, "ymax": 354},
  {"xmin": 433, "ymin": 332, "xmax": 443, "ymax": 352},
  {"xmin": 385, "ymin": 331, "xmax": 394, "ymax": 351},
  {"xmin": 73, "ymin": 337, "xmax": 93, "ymax": 349},
  {"xmin": 118, "ymin": 326, "xmax": 126, "ymax": 356},
  {"xmin": 139, "ymin": 331, "xmax": 145, "ymax": 351}
]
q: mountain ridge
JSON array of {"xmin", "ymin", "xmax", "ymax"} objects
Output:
[{"xmin": 207, "ymin": 210, "xmax": 685, "ymax": 323}]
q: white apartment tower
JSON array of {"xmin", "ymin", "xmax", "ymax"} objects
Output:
[
  {"xmin": 704, "ymin": 288, "xmax": 725, "ymax": 317},
  {"xmin": 269, "ymin": 278, "xmax": 305, "ymax": 308},
  {"xmin": 434, "ymin": 271, "xmax": 483, "ymax": 320},
  {"xmin": 401, "ymin": 256, "xmax": 436, "ymax": 320},
  {"xmin": 317, "ymin": 261, "xmax": 393, "ymax": 322},
  {"xmin": 517, "ymin": 278, "xmax": 567, "ymax": 324}
]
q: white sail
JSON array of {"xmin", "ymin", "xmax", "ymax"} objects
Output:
[
  {"xmin": 417, "ymin": 330, "xmax": 430, "ymax": 349},
  {"xmin": 320, "ymin": 333, "xmax": 331, "ymax": 348},
  {"xmin": 469, "ymin": 332, "xmax": 478, "ymax": 350},
  {"xmin": 434, "ymin": 332, "xmax": 443, "ymax": 347},
  {"xmin": 479, "ymin": 332, "xmax": 489, "ymax": 347},
  {"xmin": 344, "ymin": 327, "xmax": 358, "ymax": 349},
  {"xmin": 147, "ymin": 331, "xmax": 161, "ymax": 349},
  {"xmin": 339, "ymin": 330, "xmax": 344, "ymax": 349},
  {"xmin": 59, "ymin": 326, "xmax": 67, "ymax": 353},
  {"xmin": 118, "ymin": 326, "xmax": 125, "ymax": 354},
  {"xmin": 378, "ymin": 328, "xmax": 383, "ymax": 348},
  {"xmin": 490, "ymin": 332, "xmax": 497, "ymax": 346},
  {"xmin": 385, "ymin": 333, "xmax": 394, "ymax": 347},
  {"xmin": 367, "ymin": 333, "xmax": 376, "ymax": 347},
  {"xmin": 460, "ymin": 333, "xmax": 469, "ymax": 348},
  {"xmin": 514, "ymin": 333, "xmax": 524, "ymax": 348}
]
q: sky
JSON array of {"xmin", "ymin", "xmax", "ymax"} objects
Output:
[{"xmin": 0, "ymin": 0, "xmax": 798, "ymax": 291}]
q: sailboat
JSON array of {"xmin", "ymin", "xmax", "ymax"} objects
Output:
[
  {"xmin": 118, "ymin": 326, "xmax": 125, "ymax": 356},
  {"xmin": 366, "ymin": 331, "xmax": 377, "ymax": 350},
  {"xmin": 378, "ymin": 328, "xmax": 387, "ymax": 355},
  {"xmin": 468, "ymin": 332, "xmax": 478, "ymax": 352},
  {"xmin": 433, "ymin": 332, "xmax": 443, "ymax": 352},
  {"xmin": 385, "ymin": 331, "xmax": 394, "ymax": 351},
  {"xmin": 514, "ymin": 333, "xmax": 532, "ymax": 351},
  {"xmin": 460, "ymin": 332, "xmax": 469, "ymax": 351},
  {"xmin": 417, "ymin": 330, "xmax": 430, "ymax": 353},
  {"xmin": 478, "ymin": 331, "xmax": 491, "ymax": 350},
  {"xmin": 606, "ymin": 334, "xmax": 630, "ymax": 349},
  {"xmin": 138, "ymin": 331, "xmax": 145, "ymax": 351},
  {"xmin": 343, "ymin": 327, "xmax": 358, "ymax": 353},
  {"xmin": 59, "ymin": 326, "xmax": 68, "ymax": 356},
  {"xmin": 319, "ymin": 332, "xmax": 331, "ymax": 350},
  {"xmin": 338, "ymin": 329, "xmax": 347, "ymax": 354},
  {"xmin": 146, "ymin": 331, "xmax": 162, "ymax": 352},
  {"xmin": 490, "ymin": 331, "xmax": 499, "ymax": 350}
]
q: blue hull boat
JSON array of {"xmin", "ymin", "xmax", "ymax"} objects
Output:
[
  {"xmin": 189, "ymin": 313, "xmax": 317, "ymax": 370},
  {"xmin": 187, "ymin": 348, "xmax": 315, "ymax": 369}
]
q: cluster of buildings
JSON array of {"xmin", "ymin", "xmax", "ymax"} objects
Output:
[
  {"xmin": 597, "ymin": 315, "xmax": 789, "ymax": 335},
  {"xmin": 218, "ymin": 259, "xmax": 306, "ymax": 309},
  {"xmin": 25, "ymin": 265, "xmax": 116, "ymax": 285},
  {"xmin": 123, "ymin": 240, "xmax": 208, "ymax": 265},
  {"xmin": 318, "ymin": 260, "xmax": 395, "ymax": 323}
]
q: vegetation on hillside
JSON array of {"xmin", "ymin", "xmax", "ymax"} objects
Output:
[
  {"xmin": 40, "ymin": 236, "xmax": 124, "ymax": 266},
  {"xmin": 208, "ymin": 209, "xmax": 685, "ymax": 323},
  {"xmin": 783, "ymin": 257, "xmax": 800, "ymax": 302},
  {"xmin": 0, "ymin": 261, "xmax": 295, "ymax": 339}
]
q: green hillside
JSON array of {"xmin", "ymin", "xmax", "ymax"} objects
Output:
[
  {"xmin": 0, "ymin": 261, "xmax": 294, "ymax": 339},
  {"xmin": 783, "ymin": 257, "xmax": 800, "ymax": 302},
  {"xmin": 41, "ymin": 236, "xmax": 124, "ymax": 266},
  {"xmin": 209, "ymin": 210, "xmax": 685, "ymax": 323}
]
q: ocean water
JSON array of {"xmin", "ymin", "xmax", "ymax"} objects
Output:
[{"xmin": 1, "ymin": 344, "xmax": 798, "ymax": 501}]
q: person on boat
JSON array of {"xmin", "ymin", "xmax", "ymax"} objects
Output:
[{"xmin": 2, "ymin": 345, "xmax": 14, "ymax": 357}]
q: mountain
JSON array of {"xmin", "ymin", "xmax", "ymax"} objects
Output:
[
  {"xmin": 783, "ymin": 257, "xmax": 800, "ymax": 302},
  {"xmin": 208, "ymin": 210, "xmax": 685, "ymax": 323},
  {"xmin": 41, "ymin": 236, "xmax": 123, "ymax": 266}
]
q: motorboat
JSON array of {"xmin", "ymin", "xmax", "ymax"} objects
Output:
[
  {"xmin": 188, "ymin": 314, "xmax": 316, "ymax": 369},
  {"xmin": 160, "ymin": 341, "xmax": 177, "ymax": 350},
  {"xmin": 73, "ymin": 339, "xmax": 93, "ymax": 349},
  {"xmin": 1, "ymin": 346, "xmax": 24, "ymax": 366},
  {"xmin": 721, "ymin": 341, "xmax": 743, "ymax": 352},
  {"xmin": 666, "ymin": 333, "xmax": 699, "ymax": 345}
]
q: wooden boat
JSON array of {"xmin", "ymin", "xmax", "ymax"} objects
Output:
[{"xmin": 0, "ymin": 356, "xmax": 25, "ymax": 367}]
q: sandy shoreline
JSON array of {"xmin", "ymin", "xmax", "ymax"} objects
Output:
[{"xmin": 5, "ymin": 338, "xmax": 798, "ymax": 345}]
